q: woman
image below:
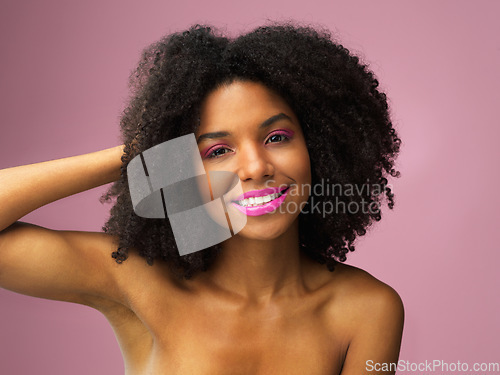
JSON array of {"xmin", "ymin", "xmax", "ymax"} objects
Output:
[{"xmin": 0, "ymin": 23, "xmax": 403, "ymax": 374}]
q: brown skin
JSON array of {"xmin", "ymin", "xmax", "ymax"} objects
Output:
[{"xmin": 0, "ymin": 81, "xmax": 404, "ymax": 375}]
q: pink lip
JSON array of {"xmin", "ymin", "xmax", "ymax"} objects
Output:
[
  {"xmin": 233, "ymin": 186, "xmax": 289, "ymax": 201},
  {"xmin": 231, "ymin": 186, "xmax": 290, "ymax": 217}
]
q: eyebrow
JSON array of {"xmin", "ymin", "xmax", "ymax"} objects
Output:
[{"xmin": 196, "ymin": 112, "xmax": 293, "ymax": 144}]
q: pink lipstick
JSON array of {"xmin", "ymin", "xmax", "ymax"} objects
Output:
[{"xmin": 231, "ymin": 186, "xmax": 289, "ymax": 217}]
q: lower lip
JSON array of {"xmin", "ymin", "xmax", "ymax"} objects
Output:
[{"xmin": 231, "ymin": 188, "xmax": 289, "ymax": 217}]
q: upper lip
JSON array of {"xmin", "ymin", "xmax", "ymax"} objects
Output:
[{"xmin": 232, "ymin": 186, "xmax": 289, "ymax": 202}]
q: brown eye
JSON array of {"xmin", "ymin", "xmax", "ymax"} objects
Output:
[
  {"xmin": 208, "ymin": 147, "xmax": 231, "ymax": 158},
  {"xmin": 265, "ymin": 130, "xmax": 293, "ymax": 144},
  {"xmin": 267, "ymin": 134, "xmax": 285, "ymax": 143}
]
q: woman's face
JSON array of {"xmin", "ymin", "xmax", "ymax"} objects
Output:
[{"xmin": 196, "ymin": 80, "xmax": 311, "ymax": 241}]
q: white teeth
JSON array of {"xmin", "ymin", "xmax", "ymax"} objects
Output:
[{"xmin": 235, "ymin": 190, "xmax": 286, "ymax": 207}]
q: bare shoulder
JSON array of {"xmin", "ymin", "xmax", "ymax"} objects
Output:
[
  {"xmin": 331, "ymin": 263, "xmax": 403, "ymax": 305},
  {"xmin": 321, "ymin": 262, "xmax": 404, "ymax": 337},
  {"xmin": 312, "ymin": 262, "xmax": 405, "ymax": 373}
]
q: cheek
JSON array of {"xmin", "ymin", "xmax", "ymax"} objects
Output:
[
  {"xmin": 294, "ymin": 143, "xmax": 312, "ymax": 182},
  {"xmin": 277, "ymin": 144, "xmax": 311, "ymax": 184}
]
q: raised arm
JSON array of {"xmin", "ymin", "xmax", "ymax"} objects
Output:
[
  {"xmin": 0, "ymin": 145, "xmax": 124, "ymax": 232},
  {"xmin": 0, "ymin": 145, "xmax": 125, "ymax": 308}
]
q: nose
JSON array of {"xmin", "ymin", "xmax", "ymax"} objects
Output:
[{"xmin": 236, "ymin": 142, "xmax": 274, "ymax": 182}]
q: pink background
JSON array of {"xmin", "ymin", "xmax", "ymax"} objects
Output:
[{"xmin": 1, "ymin": 0, "xmax": 499, "ymax": 373}]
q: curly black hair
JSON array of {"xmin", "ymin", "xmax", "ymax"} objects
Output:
[{"xmin": 100, "ymin": 21, "xmax": 401, "ymax": 280}]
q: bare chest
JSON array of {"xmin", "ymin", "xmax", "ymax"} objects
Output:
[{"xmin": 114, "ymin": 296, "xmax": 346, "ymax": 375}]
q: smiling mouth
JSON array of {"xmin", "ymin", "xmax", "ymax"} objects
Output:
[{"xmin": 233, "ymin": 187, "xmax": 290, "ymax": 207}]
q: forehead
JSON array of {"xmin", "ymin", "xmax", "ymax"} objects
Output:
[{"xmin": 198, "ymin": 80, "xmax": 298, "ymax": 131}]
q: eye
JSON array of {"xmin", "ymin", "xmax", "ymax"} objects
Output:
[
  {"xmin": 265, "ymin": 130, "xmax": 293, "ymax": 144},
  {"xmin": 267, "ymin": 134, "xmax": 285, "ymax": 143},
  {"xmin": 205, "ymin": 146, "xmax": 233, "ymax": 159}
]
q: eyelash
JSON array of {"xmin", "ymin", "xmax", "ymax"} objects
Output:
[{"xmin": 203, "ymin": 130, "xmax": 293, "ymax": 159}]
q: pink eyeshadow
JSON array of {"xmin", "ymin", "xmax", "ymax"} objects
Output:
[
  {"xmin": 200, "ymin": 144, "xmax": 225, "ymax": 158},
  {"xmin": 270, "ymin": 128, "xmax": 295, "ymax": 137}
]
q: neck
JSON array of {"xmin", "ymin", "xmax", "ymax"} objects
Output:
[{"xmin": 198, "ymin": 219, "xmax": 310, "ymax": 305}]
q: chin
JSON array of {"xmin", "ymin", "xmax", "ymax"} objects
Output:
[{"xmin": 234, "ymin": 216, "xmax": 297, "ymax": 242}]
